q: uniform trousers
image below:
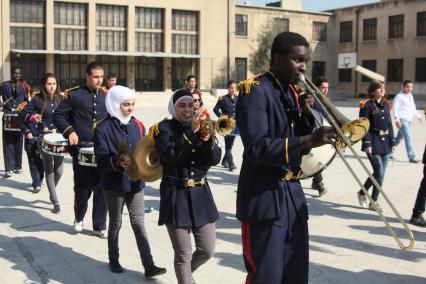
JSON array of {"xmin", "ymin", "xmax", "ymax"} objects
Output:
[
  {"xmin": 241, "ymin": 181, "xmax": 309, "ymax": 284},
  {"xmin": 105, "ymin": 189, "xmax": 154, "ymax": 268},
  {"xmin": 2, "ymin": 127, "xmax": 23, "ymax": 172},
  {"xmin": 39, "ymin": 141, "xmax": 63, "ymax": 205},
  {"xmin": 72, "ymin": 157, "xmax": 107, "ymax": 231},
  {"xmin": 166, "ymin": 223, "xmax": 216, "ymax": 284},
  {"xmin": 24, "ymin": 139, "xmax": 44, "ymax": 189},
  {"xmin": 223, "ymin": 135, "xmax": 236, "ymax": 165},
  {"xmin": 413, "ymin": 164, "xmax": 426, "ymax": 217}
]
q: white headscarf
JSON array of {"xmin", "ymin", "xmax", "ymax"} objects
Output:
[
  {"xmin": 167, "ymin": 89, "xmax": 194, "ymax": 120},
  {"xmin": 106, "ymin": 85, "xmax": 135, "ymax": 124}
]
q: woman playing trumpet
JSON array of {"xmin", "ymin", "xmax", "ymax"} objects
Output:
[{"xmin": 153, "ymin": 89, "xmax": 221, "ymax": 284}]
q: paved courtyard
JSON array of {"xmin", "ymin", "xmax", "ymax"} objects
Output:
[{"xmin": 0, "ymin": 92, "xmax": 425, "ymax": 284}]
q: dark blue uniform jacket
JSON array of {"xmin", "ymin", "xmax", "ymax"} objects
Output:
[
  {"xmin": 359, "ymin": 99, "xmax": 395, "ymax": 155},
  {"xmin": 235, "ymin": 72, "xmax": 310, "ymax": 224},
  {"xmin": 21, "ymin": 94, "xmax": 59, "ymax": 137},
  {"xmin": 213, "ymin": 94, "xmax": 238, "ymax": 118},
  {"xmin": 94, "ymin": 116, "xmax": 145, "ymax": 193},
  {"xmin": 154, "ymin": 118, "xmax": 221, "ymax": 227},
  {"xmin": 1, "ymin": 81, "xmax": 29, "ymax": 113}
]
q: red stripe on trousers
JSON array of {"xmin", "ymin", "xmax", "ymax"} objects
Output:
[{"xmin": 242, "ymin": 223, "xmax": 257, "ymax": 284}]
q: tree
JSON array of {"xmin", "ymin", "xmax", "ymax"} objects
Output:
[{"xmin": 249, "ymin": 23, "xmax": 275, "ymax": 74}]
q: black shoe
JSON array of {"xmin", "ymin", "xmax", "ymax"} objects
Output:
[
  {"xmin": 33, "ymin": 186, "xmax": 42, "ymax": 194},
  {"xmin": 109, "ymin": 260, "xmax": 124, "ymax": 273},
  {"xmin": 145, "ymin": 264, "xmax": 166, "ymax": 278},
  {"xmin": 228, "ymin": 164, "xmax": 237, "ymax": 171},
  {"xmin": 410, "ymin": 215, "xmax": 426, "ymax": 227},
  {"xmin": 13, "ymin": 169, "xmax": 23, "ymax": 174},
  {"xmin": 221, "ymin": 159, "xmax": 229, "ymax": 169},
  {"xmin": 312, "ymin": 182, "xmax": 327, "ymax": 197},
  {"xmin": 52, "ymin": 204, "xmax": 61, "ymax": 214},
  {"xmin": 409, "ymin": 159, "xmax": 420, "ymax": 164}
]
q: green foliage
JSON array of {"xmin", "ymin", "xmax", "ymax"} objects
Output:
[{"xmin": 249, "ymin": 23, "xmax": 275, "ymax": 74}]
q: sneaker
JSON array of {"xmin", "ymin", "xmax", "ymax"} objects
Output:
[
  {"xmin": 52, "ymin": 204, "xmax": 61, "ymax": 214},
  {"xmin": 368, "ymin": 202, "xmax": 383, "ymax": 213},
  {"xmin": 409, "ymin": 159, "xmax": 420, "ymax": 164},
  {"xmin": 145, "ymin": 264, "xmax": 167, "ymax": 278},
  {"xmin": 357, "ymin": 191, "xmax": 368, "ymax": 208},
  {"xmin": 94, "ymin": 230, "xmax": 108, "ymax": 239},
  {"xmin": 73, "ymin": 220, "xmax": 83, "ymax": 233},
  {"xmin": 4, "ymin": 171, "xmax": 13, "ymax": 178},
  {"xmin": 312, "ymin": 182, "xmax": 327, "ymax": 197},
  {"xmin": 13, "ymin": 169, "xmax": 23, "ymax": 174},
  {"xmin": 109, "ymin": 259, "xmax": 124, "ymax": 273},
  {"xmin": 409, "ymin": 215, "xmax": 426, "ymax": 228},
  {"xmin": 33, "ymin": 186, "xmax": 42, "ymax": 194},
  {"xmin": 221, "ymin": 159, "xmax": 229, "ymax": 169}
]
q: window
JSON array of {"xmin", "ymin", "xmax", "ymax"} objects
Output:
[
  {"xmin": 54, "ymin": 29, "xmax": 86, "ymax": 50},
  {"xmin": 54, "ymin": 55, "xmax": 87, "ymax": 89},
  {"xmin": 10, "ymin": 0, "xmax": 45, "ymax": 23},
  {"xmin": 340, "ymin": 21, "xmax": 352, "ymax": 43},
  {"xmin": 172, "ymin": 10, "xmax": 198, "ymax": 54},
  {"xmin": 11, "ymin": 27, "xmax": 45, "ymax": 50},
  {"xmin": 235, "ymin": 58, "xmax": 247, "ymax": 82},
  {"xmin": 135, "ymin": 7, "xmax": 163, "ymax": 29},
  {"xmin": 135, "ymin": 32, "xmax": 163, "ymax": 52},
  {"xmin": 54, "ymin": 2, "xmax": 87, "ymax": 26},
  {"xmin": 338, "ymin": 68, "xmax": 352, "ymax": 82},
  {"xmin": 387, "ymin": 59, "xmax": 403, "ymax": 82},
  {"xmin": 415, "ymin": 58, "xmax": 426, "ymax": 82},
  {"xmin": 273, "ymin": 18, "xmax": 289, "ymax": 34},
  {"xmin": 361, "ymin": 60, "xmax": 377, "ymax": 82},
  {"xmin": 417, "ymin": 12, "xmax": 426, "ymax": 37},
  {"xmin": 389, "ymin": 15, "xmax": 404, "ymax": 39},
  {"xmin": 235, "ymin": 14, "xmax": 248, "ymax": 36},
  {"xmin": 172, "ymin": 10, "xmax": 198, "ymax": 31},
  {"xmin": 135, "ymin": 57, "xmax": 163, "ymax": 91},
  {"xmin": 171, "ymin": 58, "xmax": 198, "ymax": 90},
  {"xmin": 172, "ymin": 34, "xmax": 197, "ymax": 54},
  {"xmin": 312, "ymin": 22, "xmax": 327, "ymax": 42},
  {"xmin": 96, "ymin": 5, "xmax": 126, "ymax": 27},
  {"xmin": 11, "ymin": 53, "xmax": 45, "ymax": 87},
  {"xmin": 96, "ymin": 55, "xmax": 126, "ymax": 86},
  {"xmin": 363, "ymin": 18, "xmax": 377, "ymax": 41},
  {"xmin": 96, "ymin": 30, "xmax": 126, "ymax": 51},
  {"xmin": 312, "ymin": 61, "xmax": 326, "ymax": 81}
]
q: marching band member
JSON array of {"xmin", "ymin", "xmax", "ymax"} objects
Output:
[
  {"xmin": 152, "ymin": 89, "xmax": 221, "ymax": 284},
  {"xmin": 53, "ymin": 62, "xmax": 108, "ymax": 238},
  {"xmin": 21, "ymin": 73, "xmax": 64, "ymax": 212},
  {"xmin": 1, "ymin": 67, "xmax": 29, "ymax": 177},
  {"xmin": 94, "ymin": 85, "xmax": 166, "ymax": 277},
  {"xmin": 357, "ymin": 81, "xmax": 396, "ymax": 212}
]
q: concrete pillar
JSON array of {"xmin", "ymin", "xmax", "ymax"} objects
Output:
[
  {"xmin": 1, "ymin": 0, "xmax": 11, "ymax": 81},
  {"xmin": 46, "ymin": 54, "xmax": 54, "ymax": 73},
  {"xmin": 127, "ymin": 56, "xmax": 135, "ymax": 90},
  {"xmin": 164, "ymin": 8, "xmax": 172, "ymax": 91},
  {"xmin": 127, "ymin": 4, "xmax": 135, "ymax": 52},
  {"xmin": 46, "ymin": 0, "xmax": 54, "ymax": 51},
  {"xmin": 87, "ymin": 2, "xmax": 96, "ymax": 51},
  {"xmin": 164, "ymin": 58, "xmax": 172, "ymax": 91}
]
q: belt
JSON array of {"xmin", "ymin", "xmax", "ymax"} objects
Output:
[
  {"xmin": 281, "ymin": 169, "xmax": 302, "ymax": 181},
  {"xmin": 43, "ymin": 127, "xmax": 57, "ymax": 133},
  {"xmin": 372, "ymin": 129, "xmax": 388, "ymax": 136},
  {"xmin": 164, "ymin": 175, "xmax": 206, "ymax": 188}
]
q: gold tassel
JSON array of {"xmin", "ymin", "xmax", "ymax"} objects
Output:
[
  {"xmin": 237, "ymin": 74, "xmax": 261, "ymax": 95},
  {"xmin": 147, "ymin": 123, "xmax": 159, "ymax": 140}
]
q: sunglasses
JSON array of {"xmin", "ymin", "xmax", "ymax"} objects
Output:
[{"xmin": 193, "ymin": 99, "xmax": 201, "ymax": 102}]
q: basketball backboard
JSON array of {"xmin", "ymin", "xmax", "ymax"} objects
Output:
[{"xmin": 338, "ymin": 52, "xmax": 357, "ymax": 69}]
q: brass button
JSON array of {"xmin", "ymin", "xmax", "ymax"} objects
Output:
[
  {"xmin": 191, "ymin": 172, "xmax": 194, "ymax": 176},
  {"xmin": 191, "ymin": 161, "xmax": 195, "ymax": 165},
  {"xmin": 192, "ymin": 149, "xmax": 196, "ymax": 153}
]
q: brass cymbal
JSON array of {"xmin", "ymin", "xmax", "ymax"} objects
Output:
[{"xmin": 134, "ymin": 137, "xmax": 162, "ymax": 182}]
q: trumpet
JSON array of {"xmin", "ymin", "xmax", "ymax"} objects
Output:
[
  {"xmin": 200, "ymin": 115, "xmax": 236, "ymax": 137},
  {"xmin": 298, "ymin": 74, "xmax": 415, "ymax": 251}
]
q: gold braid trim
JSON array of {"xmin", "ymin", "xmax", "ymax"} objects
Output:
[
  {"xmin": 147, "ymin": 118, "xmax": 167, "ymax": 140},
  {"xmin": 359, "ymin": 99, "xmax": 370, "ymax": 109},
  {"xmin": 237, "ymin": 74, "xmax": 261, "ymax": 95},
  {"xmin": 63, "ymin": 86, "xmax": 79, "ymax": 99}
]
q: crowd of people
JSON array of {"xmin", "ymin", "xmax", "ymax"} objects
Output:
[{"xmin": 1, "ymin": 31, "xmax": 425, "ymax": 284}]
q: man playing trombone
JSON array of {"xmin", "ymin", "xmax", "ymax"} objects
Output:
[{"xmin": 236, "ymin": 32, "xmax": 336, "ymax": 284}]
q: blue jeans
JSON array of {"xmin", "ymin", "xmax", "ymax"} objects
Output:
[
  {"xmin": 395, "ymin": 119, "xmax": 416, "ymax": 161},
  {"xmin": 362, "ymin": 154, "xmax": 389, "ymax": 202}
]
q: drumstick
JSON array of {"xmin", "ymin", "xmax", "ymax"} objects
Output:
[{"xmin": 0, "ymin": 97, "xmax": 12, "ymax": 107}]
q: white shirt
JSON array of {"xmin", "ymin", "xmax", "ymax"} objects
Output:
[{"xmin": 392, "ymin": 91, "xmax": 421, "ymax": 122}]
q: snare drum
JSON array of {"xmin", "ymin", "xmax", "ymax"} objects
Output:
[
  {"xmin": 78, "ymin": 147, "xmax": 97, "ymax": 167},
  {"xmin": 42, "ymin": 133, "xmax": 69, "ymax": 156},
  {"xmin": 4, "ymin": 113, "xmax": 20, "ymax": 131},
  {"xmin": 300, "ymin": 144, "xmax": 336, "ymax": 179}
]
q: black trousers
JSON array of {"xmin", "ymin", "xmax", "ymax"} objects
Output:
[
  {"xmin": 223, "ymin": 135, "xmax": 236, "ymax": 164},
  {"xmin": 72, "ymin": 158, "xmax": 107, "ymax": 231},
  {"xmin": 413, "ymin": 164, "xmax": 426, "ymax": 217},
  {"xmin": 2, "ymin": 128, "xmax": 23, "ymax": 172},
  {"xmin": 25, "ymin": 139, "xmax": 44, "ymax": 189},
  {"xmin": 312, "ymin": 171, "xmax": 323, "ymax": 184}
]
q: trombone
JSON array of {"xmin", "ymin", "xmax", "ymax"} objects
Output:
[{"xmin": 298, "ymin": 74, "xmax": 415, "ymax": 251}]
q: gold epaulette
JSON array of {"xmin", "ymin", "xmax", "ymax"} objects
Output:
[
  {"xmin": 237, "ymin": 74, "xmax": 261, "ymax": 95},
  {"xmin": 63, "ymin": 86, "xmax": 79, "ymax": 99},
  {"xmin": 147, "ymin": 118, "xmax": 168, "ymax": 140},
  {"xmin": 359, "ymin": 99, "xmax": 370, "ymax": 109},
  {"xmin": 218, "ymin": 96, "xmax": 224, "ymax": 101},
  {"xmin": 100, "ymin": 86, "xmax": 109, "ymax": 93}
]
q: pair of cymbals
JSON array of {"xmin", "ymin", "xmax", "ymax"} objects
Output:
[{"xmin": 134, "ymin": 137, "xmax": 162, "ymax": 182}]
